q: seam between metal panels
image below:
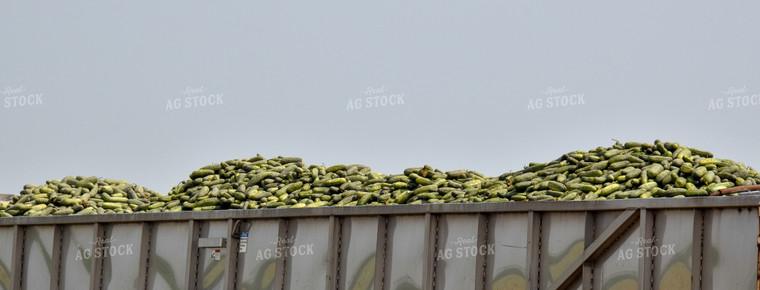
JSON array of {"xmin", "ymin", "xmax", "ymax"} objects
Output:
[
  {"xmin": 194, "ymin": 222, "xmax": 202, "ymax": 290},
  {"xmin": 381, "ymin": 216, "xmax": 388, "ymax": 290},
  {"xmin": 19, "ymin": 226, "xmax": 26, "ymax": 290},
  {"xmin": 98, "ymin": 225, "xmax": 105, "ymax": 290},
  {"xmin": 232, "ymin": 255, "xmax": 240, "ymax": 290},
  {"xmin": 232, "ymin": 222, "xmax": 241, "ymax": 290},
  {"xmin": 56, "ymin": 225, "xmax": 63, "ymax": 289},
  {"xmin": 432, "ymin": 214, "xmax": 439, "ymax": 289},
  {"xmin": 590, "ymin": 213, "xmax": 595, "ymax": 289},
  {"xmin": 143, "ymin": 223, "xmax": 152, "ymax": 290},
  {"xmin": 650, "ymin": 211, "xmax": 656, "ymax": 290},
  {"xmin": 279, "ymin": 220, "xmax": 288, "ymax": 290},
  {"xmin": 537, "ymin": 214, "xmax": 542, "ymax": 288},
  {"xmin": 481, "ymin": 215, "xmax": 489, "ymax": 290},
  {"xmin": 336, "ymin": 217, "xmax": 342, "ymax": 290},
  {"xmin": 697, "ymin": 211, "xmax": 705, "ymax": 288}
]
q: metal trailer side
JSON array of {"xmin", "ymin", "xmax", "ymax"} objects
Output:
[{"xmin": 1, "ymin": 194, "xmax": 759, "ymax": 290}]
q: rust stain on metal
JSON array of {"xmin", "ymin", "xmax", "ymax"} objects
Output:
[{"xmin": 711, "ymin": 185, "xmax": 760, "ymax": 196}]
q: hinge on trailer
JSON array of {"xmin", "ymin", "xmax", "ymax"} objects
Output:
[{"xmin": 231, "ymin": 220, "xmax": 247, "ymax": 239}]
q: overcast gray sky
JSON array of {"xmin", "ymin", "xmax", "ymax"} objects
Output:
[{"xmin": 2, "ymin": 0, "xmax": 759, "ymax": 194}]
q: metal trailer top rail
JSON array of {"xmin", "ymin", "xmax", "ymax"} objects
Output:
[
  {"xmin": 2, "ymin": 194, "xmax": 759, "ymax": 225},
  {"xmin": 1, "ymin": 193, "xmax": 759, "ymax": 290}
]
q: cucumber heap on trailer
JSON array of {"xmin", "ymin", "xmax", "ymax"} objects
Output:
[{"xmin": 1, "ymin": 140, "xmax": 759, "ymax": 216}]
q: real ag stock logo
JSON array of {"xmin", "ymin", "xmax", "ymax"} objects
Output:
[
  {"xmin": 707, "ymin": 85, "xmax": 759, "ymax": 111},
  {"xmin": 345, "ymin": 86, "xmax": 405, "ymax": 111},
  {"xmin": 75, "ymin": 236, "xmax": 135, "ymax": 261},
  {"xmin": 527, "ymin": 85, "xmax": 586, "ymax": 111},
  {"xmin": 255, "ymin": 236, "xmax": 315, "ymax": 261},
  {"xmin": 2, "ymin": 85, "xmax": 44, "ymax": 109},
  {"xmin": 617, "ymin": 237, "xmax": 676, "ymax": 261},
  {"xmin": 165, "ymin": 85, "xmax": 224, "ymax": 111}
]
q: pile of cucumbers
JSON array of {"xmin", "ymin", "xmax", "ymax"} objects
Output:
[
  {"xmin": 162, "ymin": 140, "xmax": 760, "ymax": 210},
  {"xmin": 163, "ymin": 154, "xmax": 502, "ymax": 210},
  {"xmin": 498, "ymin": 140, "xmax": 760, "ymax": 201},
  {"xmin": 2, "ymin": 140, "xmax": 760, "ymax": 216},
  {"xmin": 0, "ymin": 176, "xmax": 164, "ymax": 217}
]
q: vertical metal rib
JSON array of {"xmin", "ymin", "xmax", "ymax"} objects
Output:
[
  {"xmin": 582, "ymin": 212, "xmax": 596, "ymax": 289},
  {"xmin": 638, "ymin": 209, "xmax": 654, "ymax": 290},
  {"xmin": 691, "ymin": 209, "xmax": 704, "ymax": 290},
  {"xmin": 185, "ymin": 220, "xmax": 201, "ymax": 290},
  {"xmin": 527, "ymin": 211, "xmax": 541, "ymax": 290},
  {"xmin": 11, "ymin": 225, "xmax": 25, "ymax": 290},
  {"xmin": 137, "ymin": 222, "xmax": 151, "ymax": 290},
  {"xmin": 90, "ymin": 223, "xmax": 105, "ymax": 290},
  {"xmin": 50, "ymin": 225, "xmax": 63, "ymax": 290},
  {"xmin": 423, "ymin": 213, "xmax": 437, "ymax": 290},
  {"xmin": 326, "ymin": 216, "xmax": 341, "ymax": 290},
  {"xmin": 374, "ymin": 215, "xmax": 388, "ymax": 290},
  {"xmin": 474, "ymin": 213, "xmax": 488, "ymax": 290},
  {"xmin": 225, "ymin": 219, "xmax": 240, "ymax": 290},
  {"xmin": 273, "ymin": 218, "xmax": 288, "ymax": 290}
]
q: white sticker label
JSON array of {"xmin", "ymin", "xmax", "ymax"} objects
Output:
[{"xmin": 239, "ymin": 233, "xmax": 248, "ymax": 253}]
